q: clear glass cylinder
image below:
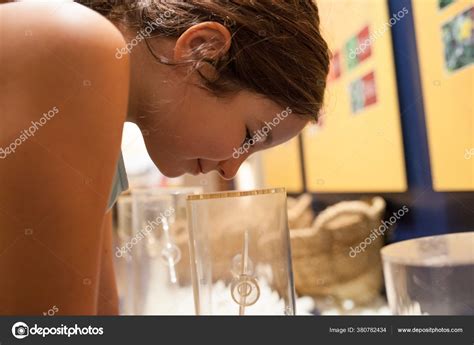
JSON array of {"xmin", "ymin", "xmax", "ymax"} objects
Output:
[
  {"xmin": 114, "ymin": 194, "xmax": 135, "ymax": 315},
  {"xmin": 186, "ymin": 188, "xmax": 296, "ymax": 315},
  {"xmin": 381, "ymin": 232, "xmax": 474, "ymax": 315},
  {"xmin": 131, "ymin": 187, "xmax": 202, "ymax": 315}
]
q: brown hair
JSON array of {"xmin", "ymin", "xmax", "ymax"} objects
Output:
[{"xmin": 77, "ymin": 0, "xmax": 330, "ymax": 120}]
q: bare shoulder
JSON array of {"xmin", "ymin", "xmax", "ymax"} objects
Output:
[
  {"xmin": 0, "ymin": 1, "xmax": 126, "ymax": 43},
  {"xmin": 0, "ymin": 1, "xmax": 129, "ymax": 79}
]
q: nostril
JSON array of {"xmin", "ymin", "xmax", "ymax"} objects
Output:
[{"xmin": 218, "ymin": 167, "xmax": 236, "ymax": 180}]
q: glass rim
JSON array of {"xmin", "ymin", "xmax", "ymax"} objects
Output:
[
  {"xmin": 186, "ymin": 187, "xmax": 286, "ymax": 201},
  {"xmin": 380, "ymin": 232, "xmax": 474, "ymax": 266},
  {"xmin": 131, "ymin": 186, "xmax": 203, "ymax": 195}
]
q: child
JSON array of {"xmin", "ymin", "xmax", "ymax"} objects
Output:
[{"xmin": 0, "ymin": 0, "xmax": 329, "ymax": 314}]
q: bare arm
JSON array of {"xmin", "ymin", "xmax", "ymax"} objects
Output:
[
  {"xmin": 97, "ymin": 211, "xmax": 119, "ymax": 315},
  {"xmin": 0, "ymin": 2, "xmax": 129, "ymax": 315}
]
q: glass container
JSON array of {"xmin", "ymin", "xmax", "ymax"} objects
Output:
[
  {"xmin": 131, "ymin": 187, "xmax": 202, "ymax": 315},
  {"xmin": 186, "ymin": 188, "xmax": 296, "ymax": 315},
  {"xmin": 114, "ymin": 194, "xmax": 135, "ymax": 315},
  {"xmin": 381, "ymin": 232, "xmax": 474, "ymax": 315}
]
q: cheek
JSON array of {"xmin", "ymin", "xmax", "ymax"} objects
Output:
[
  {"xmin": 201, "ymin": 131, "xmax": 241, "ymax": 160},
  {"xmin": 179, "ymin": 113, "xmax": 243, "ymax": 160},
  {"xmin": 146, "ymin": 90, "xmax": 245, "ymax": 160},
  {"xmin": 170, "ymin": 126, "xmax": 238, "ymax": 160}
]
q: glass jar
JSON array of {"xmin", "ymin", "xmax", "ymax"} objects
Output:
[
  {"xmin": 381, "ymin": 232, "xmax": 474, "ymax": 315},
  {"xmin": 186, "ymin": 188, "xmax": 296, "ymax": 315}
]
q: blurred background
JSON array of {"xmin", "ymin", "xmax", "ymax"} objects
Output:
[{"xmin": 114, "ymin": 0, "xmax": 473, "ymax": 315}]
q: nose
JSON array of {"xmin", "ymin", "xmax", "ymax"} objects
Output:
[{"xmin": 217, "ymin": 154, "xmax": 249, "ymax": 180}]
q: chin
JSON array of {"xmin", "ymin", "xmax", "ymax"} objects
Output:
[
  {"xmin": 148, "ymin": 154, "xmax": 179, "ymax": 177},
  {"xmin": 154, "ymin": 162, "xmax": 189, "ymax": 178},
  {"xmin": 158, "ymin": 167, "xmax": 184, "ymax": 178}
]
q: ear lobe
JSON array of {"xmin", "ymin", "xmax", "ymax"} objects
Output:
[{"xmin": 174, "ymin": 22, "xmax": 231, "ymax": 62}]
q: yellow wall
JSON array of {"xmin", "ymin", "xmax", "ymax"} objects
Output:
[
  {"xmin": 412, "ymin": 0, "xmax": 474, "ymax": 191},
  {"xmin": 302, "ymin": 0, "xmax": 407, "ymax": 192},
  {"xmin": 261, "ymin": 136, "xmax": 303, "ymax": 193}
]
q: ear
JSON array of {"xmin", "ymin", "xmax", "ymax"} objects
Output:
[{"xmin": 173, "ymin": 22, "xmax": 231, "ymax": 62}]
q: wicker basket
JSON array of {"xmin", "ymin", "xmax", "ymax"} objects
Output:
[
  {"xmin": 291, "ymin": 197, "xmax": 386, "ymax": 305},
  {"xmin": 287, "ymin": 194, "xmax": 314, "ymax": 230}
]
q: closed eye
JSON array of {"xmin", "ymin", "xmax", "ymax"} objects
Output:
[{"xmin": 242, "ymin": 127, "xmax": 252, "ymax": 146}]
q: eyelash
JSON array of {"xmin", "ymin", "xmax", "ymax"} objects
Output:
[{"xmin": 243, "ymin": 127, "xmax": 252, "ymax": 145}]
